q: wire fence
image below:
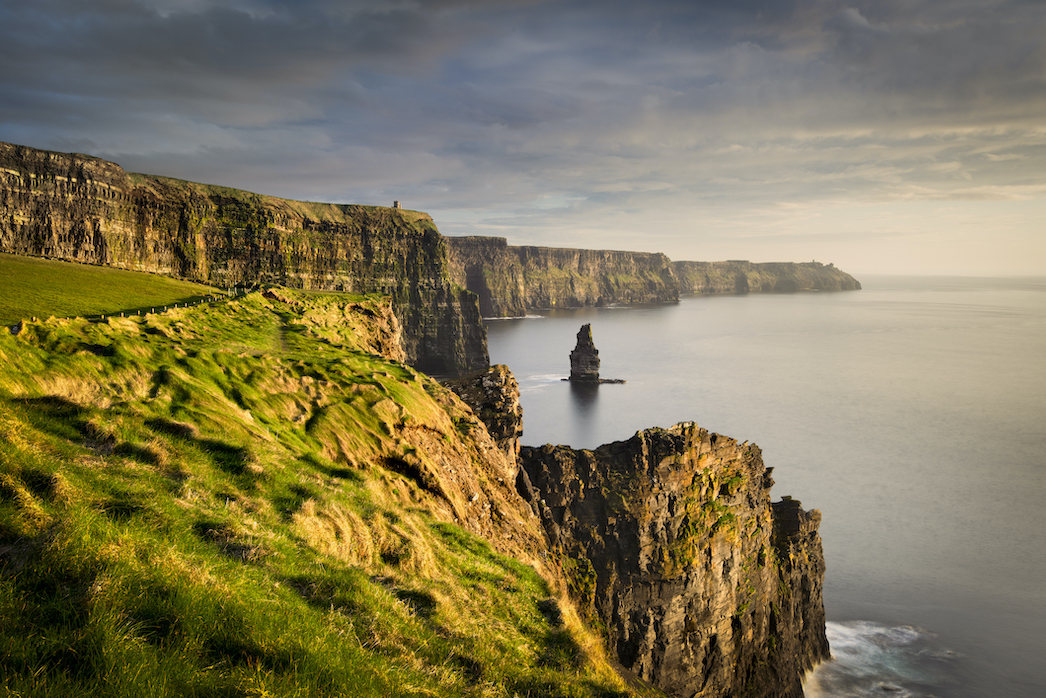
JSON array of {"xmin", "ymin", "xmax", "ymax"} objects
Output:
[{"xmin": 8, "ymin": 284, "xmax": 261, "ymax": 335}]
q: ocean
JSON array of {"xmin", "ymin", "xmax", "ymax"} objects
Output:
[{"xmin": 484, "ymin": 276, "xmax": 1046, "ymax": 698}]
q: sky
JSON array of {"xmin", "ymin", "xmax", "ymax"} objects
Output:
[{"xmin": 1, "ymin": 0, "xmax": 1044, "ymax": 276}]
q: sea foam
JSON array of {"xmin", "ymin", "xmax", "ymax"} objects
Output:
[{"xmin": 803, "ymin": 621, "xmax": 959, "ymax": 698}]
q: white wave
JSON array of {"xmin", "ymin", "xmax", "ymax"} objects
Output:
[
  {"xmin": 804, "ymin": 621, "xmax": 955, "ymax": 698},
  {"xmin": 518, "ymin": 374, "xmax": 568, "ymax": 392}
]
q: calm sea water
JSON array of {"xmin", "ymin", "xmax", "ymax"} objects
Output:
[{"xmin": 485, "ymin": 276, "xmax": 1046, "ymax": 698}]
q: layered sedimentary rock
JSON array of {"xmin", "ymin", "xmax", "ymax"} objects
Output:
[
  {"xmin": 0, "ymin": 142, "xmax": 486, "ymax": 375},
  {"xmin": 673, "ymin": 260, "xmax": 861, "ymax": 294},
  {"xmin": 445, "ymin": 236, "xmax": 680, "ymax": 317},
  {"xmin": 446, "ymin": 237, "xmax": 861, "ymax": 318},
  {"xmin": 518, "ymin": 423, "xmax": 829, "ymax": 698},
  {"xmin": 569, "ymin": 324, "xmax": 600, "ymax": 382}
]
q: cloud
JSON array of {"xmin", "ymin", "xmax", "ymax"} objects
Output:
[{"xmin": 0, "ymin": 0, "xmax": 1044, "ymax": 273}]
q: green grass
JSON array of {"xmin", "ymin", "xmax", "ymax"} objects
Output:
[
  {"xmin": 0, "ymin": 287, "xmax": 644, "ymax": 698},
  {"xmin": 0, "ymin": 253, "xmax": 221, "ymax": 326}
]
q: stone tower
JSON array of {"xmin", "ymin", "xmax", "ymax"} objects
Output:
[{"xmin": 569, "ymin": 324, "xmax": 600, "ymax": 382}]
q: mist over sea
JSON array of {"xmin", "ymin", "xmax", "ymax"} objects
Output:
[{"xmin": 485, "ymin": 276, "xmax": 1046, "ymax": 698}]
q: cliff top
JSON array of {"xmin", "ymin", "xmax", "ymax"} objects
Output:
[
  {"xmin": 0, "ymin": 287, "xmax": 643, "ymax": 697},
  {"xmin": 0, "ymin": 140, "xmax": 433, "ymax": 226}
]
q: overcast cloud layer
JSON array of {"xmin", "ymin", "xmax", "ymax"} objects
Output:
[{"xmin": 2, "ymin": 0, "xmax": 1044, "ymax": 274}]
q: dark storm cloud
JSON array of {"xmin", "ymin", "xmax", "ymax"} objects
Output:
[
  {"xmin": 0, "ymin": 1, "xmax": 468, "ymax": 111},
  {"xmin": 0, "ymin": 1, "xmax": 1043, "ymax": 272}
]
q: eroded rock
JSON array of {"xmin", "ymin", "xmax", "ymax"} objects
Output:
[
  {"xmin": 569, "ymin": 324, "xmax": 600, "ymax": 382},
  {"xmin": 445, "ymin": 364, "xmax": 523, "ymax": 473},
  {"xmin": 518, "ymin": 423, "xmax": 829, "ymax": 698}
]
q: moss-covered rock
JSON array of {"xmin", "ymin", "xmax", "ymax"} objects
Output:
[{"xmin": 518, "ymin": 423, "xmax": 829, "ymax": 698}]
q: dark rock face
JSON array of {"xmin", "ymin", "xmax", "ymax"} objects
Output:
[
  {"xmin": 0, "ymin": 141, "xmax": 487, "ymax": 376},
  {"xmin": 771, "ymin": 497, "xmax": 831, "ymax": 681},
  {"xmin": 445, "ymin": 236, "xmax": 680, "ymax": 317},
  {"xmin": 445, "ymin": 236, "xmax": 861, "ymax": 318},
  {"xmin": 569, "ymin": 324, "xmax": 600, "ymax": 382},
  {"xmin": 445, "ymin": 364, "xmax": 523, "ymax": 472},
  {"xmin": 518, "ymin": 423, "xmax": 829, "ymax": 698},
  {"xmin": 673, "ymin": 260, "xmax": 861, "ymax": 294}
]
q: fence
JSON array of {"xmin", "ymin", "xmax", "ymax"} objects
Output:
[{"xmin": 7, "ymin": 284, "xmax": 260, "ymax": 335}]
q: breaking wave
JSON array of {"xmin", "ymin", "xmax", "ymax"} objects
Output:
[{"xmin": 803, "ymin": 621, "xmax": 960, "ymax": 698}]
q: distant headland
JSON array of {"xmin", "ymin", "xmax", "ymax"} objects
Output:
[
  {"xmin": 445, "ymin": 236, "xmax": 861, "ymax": 319},
  {"xmin": 0, "ymin": 140, "xmax": 860, "ymax": 375}
]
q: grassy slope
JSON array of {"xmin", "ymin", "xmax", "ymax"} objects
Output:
[
  {"xmin": 0, "ymin": 288, "xmax": 646, "ymax": 698},
  {"xmin": 0, "ymin": 253, "xmax": 221, "ymax": 326}
]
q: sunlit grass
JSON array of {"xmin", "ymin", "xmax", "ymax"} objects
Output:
[
  {"xmin": 0, "ymin": 285, "xmax": 647, "ymax": 698},
  {"xmin": 0, "ymin": 253, "xmax": 220, "ymax": 325}
]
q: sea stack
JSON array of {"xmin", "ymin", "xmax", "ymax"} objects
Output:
[{"xmin": 569, "ymin": 324, "xmax": 600, "ymax": 382}]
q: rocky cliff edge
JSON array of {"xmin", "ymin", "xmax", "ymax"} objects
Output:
[
  {"xmin": 0, "ymin": 141, "xmax": 487, "ymax": 375},
  {"xmin": 516, "ymin": 423, "xmax": 829, "ymax": 698},
  {"xmin": 446, "ymin": 368, "xmax": 830, "ymax": 698}
]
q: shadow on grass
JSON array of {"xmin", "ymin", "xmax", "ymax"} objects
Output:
[
  {"xmin": 392, "ymin": 587, "xmax": 438, "ymax": 618},
  {"xmin": 299, "ymin": 452, "xmax": 363, "ymax": 483},
  {"xmin": 284, "ymin": 570, "xmax": 371, "ymax": 616},
  {"xmin": 193, "ymin": 520, "xmax": 267, "ymax": 563},
  {"xmin": 125, "ymin": 581, "xmax": 183, "ymax": 647},
  {"xmin": 272, "ymin": 483, "xmax": 320, "ymax": 521},
  {"xmin": 100, "ymin": 494, "xmax": 147, "ymax": 521},
  {"xmin": 146, "ymin": 417, "xmax": 252, "ymax": 477},
  {"xmin": 202, "ymin": 634, "xmax": 297, "ymax": 672},
  {"xmin": 14, "ymin": 395, "xmax": 90, "ymax": 443}
]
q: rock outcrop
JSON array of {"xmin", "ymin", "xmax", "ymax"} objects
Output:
[
  {"xmin": 445, "ymin": 364, "xmax": 524, "ymax": 471},
  {"xmin": 569, "ymin": 324, "xmax": 600, "ymax": 382},
  {"xmin": 0, "ymin": 141, "xmax": 487, "ymax": 375},
  {"xmin": 445, "ymin": 237, "xmax": 862, "ymax": 318},
  {"xmin": 517, "ymin": 423, "xmax": 829, "ymax": 698}
]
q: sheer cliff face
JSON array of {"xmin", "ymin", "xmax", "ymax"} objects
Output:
[
  {"xmin": 518, "ymin": 423, "xmax": 829, "ymax": 698},
  {"xmin": 0, "ymin": 142, "xmax": 487, "ymax": 376},
  {"xmin": 673, "ymin": 260, "xmax": 861, "ymax": 294},
  {"xmin": 445, "ymin": 236, "xmax": 680, "ymax": 317},
  {"xmin": 446, "ymin": 237, "xmax": 862, "ymax": 318}
]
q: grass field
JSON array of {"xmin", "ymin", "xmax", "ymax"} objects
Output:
[
  {"xmin": 0, "ymin": 253, "xmax": 221, "ymax": 326},
  {"xmin": 0, "ymin": 288, "xmax": 647, "ymax": 698}
]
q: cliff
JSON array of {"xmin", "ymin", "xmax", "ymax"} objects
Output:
[
  {"xmin": 0, "ymin": 289, "xmax": 650, "ymax": 697},
  {"xmin": 436, "ymin": 364, "xmax": 830, "ymax": 697},
  {"xmin": 517, "ymin": 424, "xmax": 829, "ymax": 698},
  {"xmin": 445, "ymin": 364, "xmax": 524, "ymax": 470},
  {"xmin": 446, "ymin": 237, "xmax": 860, "ymax": 318},
  {"xmin": 0, "ymin": 256, "xmax": 828, "ymax": 696},
  {"xmin": 673, "ymin": 260, "xmax": 861, "ymax": 294},
  {"xmin": 0, "ymin": 141, "xmax": 487, "ymax": 375},
  {"xmin": 445, "ymin": 236, "xmax": 679, "ymax": 317}
]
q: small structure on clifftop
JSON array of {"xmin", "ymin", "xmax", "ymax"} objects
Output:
[{"xmin": 569, "ymin": 324, "xmax": 600, "ymax": 382}]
